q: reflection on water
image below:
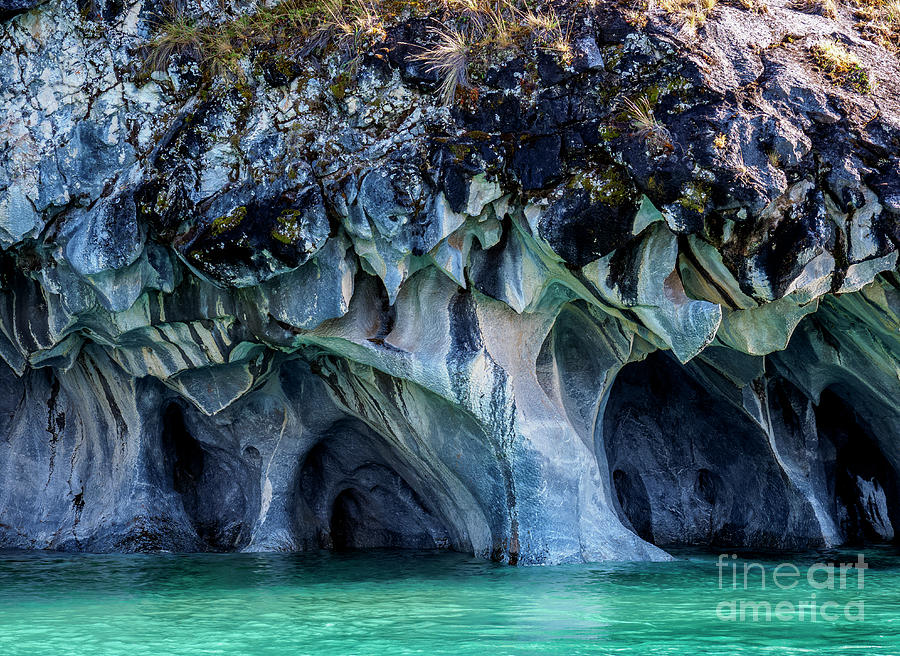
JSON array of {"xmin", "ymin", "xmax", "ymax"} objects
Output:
[{"xmin": 1, "ymin": 547, "xmax": 899, "ymax": 655}]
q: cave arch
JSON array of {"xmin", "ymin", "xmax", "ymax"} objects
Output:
[
  {"xmin": 601, "ymin": 351, "xmax": 817, "ymax": 549},
  {"xmin": 160, "ymin": 401, "xmax": 258, "ymax": 551},
  {"xmin": 296, "ymin": 420, "xmax": 455, "ymax": 551}
]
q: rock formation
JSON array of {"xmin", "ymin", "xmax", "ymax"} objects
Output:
[{"xmin": 0, "ymin": 0, "xmax": 897, "ymax": 563}]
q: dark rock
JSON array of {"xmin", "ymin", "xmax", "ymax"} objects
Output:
[
  {"xmin": 484, "ymin": 57, "xmax": 526, "ymax": 90},
  {"xmin": 537, "ymin": 183, "xmax": 638, "ymax": 265},
  {"xmin": 868, "ymin": 161, "xmax": 900, "ymax": 216},
  {"xmin": 64, "ymin": 189, "xmax": 145, "ymax": 277},
  {"xmin": 573, "ymin": 37, "xmax": 604, "ymax": 72},
  {"xmin": 536, "ymin": 50, "xmax": 571, "ymax": 86},
  {"xmin": 176, "ymin": 167, "xmax": 330, "ymax": 287},
  {"xmin": 513, "ymin": 135, "xmax": 562, "ymax": 190},
  {"xmin": 0, "ymin": 0, "xmax": 42, "ymax": 19}
]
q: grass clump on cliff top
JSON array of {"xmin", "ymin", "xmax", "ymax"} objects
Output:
[
  {"xmin": 849, "ymin": 0, "xmax": 900, "ymax": 50},
  {"xmin": 621, "ymin": 0, "xmax": 718, "ymax": 35},
  {"xmin": 657, "ymin": 0, "xmax": 718, "ymax": 32},
  {"xmin": 791, "ymin": 0, "xmax": 839, "ymax": 18},
  {"xmin": 410, "ymin": 0, "xmax": 573, "ymax": 103},
  {"xmin": 142, "ymin": 0, "xmax": 388, "ymax": 80},
  {"xmin": 810, "ymin": 38, "xmax": 874, "ymax": 92},
  {"xmin": 143, "ymin": 0, "xmax": 576, "ymax": 105},
  {"xmin": 792, "ymin": 0, "xmax": 900, "ymax": 51}
]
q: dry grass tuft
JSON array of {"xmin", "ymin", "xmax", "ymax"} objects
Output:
[
  {"xmin": 849, "ymin": 0, "xmax": 900, "ymax": 50},
  {"xmin": 792, "ymin": 0, "xmax": 839, "ymax": 19},
  {"xmin": 320, "ymin": 0, "xmax": 387, "ymax": 49},
  {"xmin": 657, "ymin": 0, "xmax": 718, "ymax": 32},
  {"xmin": 411, "ymin": 24, "xmax": 472, "ymax": 104},
  {"xmin": 523, "ymin": 5, "xmax": 574, "ymax": 62},
  {"xmin": 410, "ymin": 1, "xmax": 576, "ymax": 105},
  {"xmin": 623, "ymin": 95, "xmax": 673, "ymax": 149},
  {"xmin": 142, "ymin": 14, "xmax": 206, "ymax": 74},
  {"xmin": 810, "ymin": 38, "xmax": 873, "ymax": 92},
  {"xmin": 734, "ymin": 0, "xmax": 769, "ymax": 13},
  {"xmin": 485, "ymin": 3, "xmax": 521, "ymax": 48}
]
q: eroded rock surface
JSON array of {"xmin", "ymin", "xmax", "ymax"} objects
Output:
[{"xmin": 0, "ymin": 0, "xmax": 898, "ymax": 563}]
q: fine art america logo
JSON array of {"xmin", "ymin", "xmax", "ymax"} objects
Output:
[{"xmin": 715, "ymin": 553, "xmax": 868, "ymax": 623}]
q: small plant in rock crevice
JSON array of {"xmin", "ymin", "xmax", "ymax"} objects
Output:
[
  {"xmin": 410, "ymin": 24, "xmax": 473, "ymax": 103},
  {"xmin": 623, "ymin": 95, "xmax": 673, "ymax": 151},
  {"xmin": 810, "ymin": 38, "xmax": 874, "ymax": 92}
]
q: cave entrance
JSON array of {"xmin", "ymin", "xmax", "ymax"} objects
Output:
[
  {"xmin": 330, "ymin": 489, "xmax": 366, "ymax": 551},
  {"xmin": 815, "ymin": 387, "xmax": 899, "ymax": 544},
  {"xmin": 160, "ymin": 402, "xmax": 255, "ymax": 551},
  {"xmin": 328, "ymin": 486, "xmax": 433, "ymax": 551},
  {"xmin": 611, "ymin": 468, "xmax": 653, "ymax": 543},
  {"xmin": 297, "ymin": 423, "xmax": 453, "ymax": 551},
  {"xmin": 601, "ymin": 351, "xmax": 811, "ymax": 549}
]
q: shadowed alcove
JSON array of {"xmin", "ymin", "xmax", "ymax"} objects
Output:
[
  {"xmin": 814, "ymin": 386, "xmax": 899, "ymax": 544},
  {"xmin": 601, "ymin": 351, "xmax": 812, "ymax": 548},
  {"xmin": 160, "ymin": 401, "xmax": 259, "ymax": 551},
  {"xmin": 296, "ymin": 420, "xmax": 454, "ymax": 551},
  {"xmin": 602, "ymin": 350, "xmax": 900, "ymax": 550}
]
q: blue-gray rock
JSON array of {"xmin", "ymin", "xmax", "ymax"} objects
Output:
[
  {"xmin": 0, "ymin": 0, "xmax": 898, "ymax": 564},
  {"xmin": 0, "ymin": 0, "xmax": 43, "ymax": 19}
]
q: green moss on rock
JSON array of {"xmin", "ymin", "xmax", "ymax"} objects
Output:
[
  {"xmin": 271, "ymin": 208, "xmax": 304, "ymax": 244},
  {"xmin": 211, "ymin": 206, "xmax": 248, "ymax": 237}
]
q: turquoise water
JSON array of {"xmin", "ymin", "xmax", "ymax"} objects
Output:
[{"xmin": 1, "ymin": 548, "xmax": 898, "ymax": 655}]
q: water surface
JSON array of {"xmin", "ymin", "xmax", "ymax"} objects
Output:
[{"xmin": 1, "ymin": 547, "xmax": 897, "ymax": 655}]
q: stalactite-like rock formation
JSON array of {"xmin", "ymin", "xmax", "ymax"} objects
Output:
[{"xmin": 0, "ymin": 0, "xmax": 898, "ymax": 563}]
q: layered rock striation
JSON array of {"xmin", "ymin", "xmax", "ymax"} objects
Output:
[{"xmin": 0, "ymin": 0, "xmax": 898, "ymax": 563}]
